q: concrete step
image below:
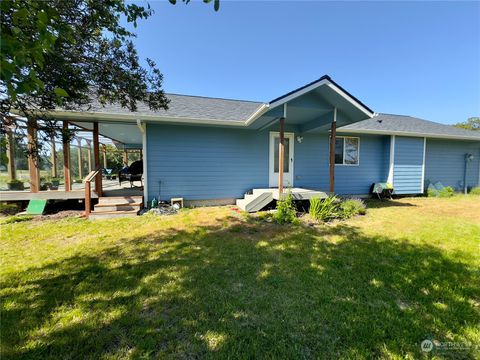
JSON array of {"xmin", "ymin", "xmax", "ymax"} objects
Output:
[
  {"xmin": 94, "ymin": 202, "xmax": 143, "ymax": 212},
  {"xmin": 97, "ymin": 196, "xmax": 143, "ymax": 205},
  {"xmin": 236, "ymin": 192, "xmax": 274, "ymax": 212},
  {"xmin": 89, "ymin": 210, "xmax": 140, "ymax": 219}
]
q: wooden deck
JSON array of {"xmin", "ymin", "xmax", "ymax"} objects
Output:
[{"xmin": 0, "ymin": 179, "xmax": 143, "ymax": 202}]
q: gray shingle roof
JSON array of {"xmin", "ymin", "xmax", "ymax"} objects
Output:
[
  {"xmin": 339, "ymin": 113, "xmax": 480, "ymax": 140},
  {"xmin": 84, "ymin": 93, "xmax": 265, "ymax": 122}
]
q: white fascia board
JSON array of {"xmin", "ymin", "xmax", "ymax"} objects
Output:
[
  {"xmin": 28, "ymin": 110, "xmax": 251, "ymax": 127},
  {"xmin": 267, "ymin": 79, "xmax": 374, "ymax": 120},
  {"xmin": 326, "ymin": 82, "xmax": 374, "ymax": 118},
  {"xmin": 245, "ymin": 103, "xmax": 269, "ymax": 126},
  {"xmin": 268, "ymin": 79, "xmax": 331, "ymax": 109},
  {"xmin": 337, "ymin": 128, "xmax": 480, "ymax": 141}
]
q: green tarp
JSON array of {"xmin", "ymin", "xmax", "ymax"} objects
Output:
[{"xmin": 26, "ymin": 200, "xmax": 47, "ymax": 215}]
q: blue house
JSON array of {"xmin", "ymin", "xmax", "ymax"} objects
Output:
[{"xmin": 49, "ymin": 75, "xmax": 479, "ymax": 211}]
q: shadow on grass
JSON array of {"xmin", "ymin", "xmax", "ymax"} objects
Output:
[
  {"xmin": 1, "ymin": 217, "xmax": 478, "ymax": 359},
  {"xmin": 366, "ymin": 198, "xmax": 418, "ymax": 209}
]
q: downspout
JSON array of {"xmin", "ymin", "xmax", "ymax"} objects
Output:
[
  {"xmin": 137, "ymin": 119, "xmax": 148, "ymax": 206},
  {"xmin": 464, "ymin": 153, "xmax": 474, "ymax": 194}
]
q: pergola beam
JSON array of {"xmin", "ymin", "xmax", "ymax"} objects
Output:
[
  {"xmin": 63, "ymin": 121, "xmax": 71, "ymax": 191},
  {"xmin": 6, "ymin": 128, "xmax": 16, "ymax": 181},
  {"xmin": 93, "ymin": 122, "xmax": 103, "ymax": 196},
  {"xmin": 27, "ymin": 119, "xmax": 40, "ymax": 192},
  {"xmin": 77, "ymin": 139, "xmax": 83, "ymax": 179}
]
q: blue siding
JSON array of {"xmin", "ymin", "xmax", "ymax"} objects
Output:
[
  {"xmin": 295, "ymin": 133, "xmax": 389, "ymax": 195},
  {"xmin": 393, "ymin": 136, "xmax": 424, "ymax": 194},
  {"xmin": 145, "ymin": 124, "xmax": 400, "ymax": 200},
  {"xmin": 425, "ymin": 139, "xmax": 480, "ymax": 190},
  {"xmin": 146, "ymin": 124, "xmax": 269, "ymax": 201}
]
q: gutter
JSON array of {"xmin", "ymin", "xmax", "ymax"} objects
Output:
[{"xmin": 336, "ymin": 128, "xmax": 480, "ymax": 141}]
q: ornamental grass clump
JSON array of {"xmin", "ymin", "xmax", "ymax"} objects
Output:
[
  {"xmin": 309, "ymin": 196, "xmax": 340, "ymax": 222},
  {"xmin": 339, "ymin": 198, "xmax": 367, "ymax": 219}
]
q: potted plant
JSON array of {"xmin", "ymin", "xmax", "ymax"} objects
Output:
[
  {"xmin": 50, "ymin": 178, "xmax": 60, "ymax": 190},
  {"xmin": 7, "ymin": 179, "xmax": 24, "ymax": 191}
]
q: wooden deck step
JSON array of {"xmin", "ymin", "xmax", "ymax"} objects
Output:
[
  {"xmin": 89, "ymin": 210, "xmax": 140, "ymax": 219},
  {"xmin": 89, "ymin": 196, "xmax": 144, "ymax": 219}
]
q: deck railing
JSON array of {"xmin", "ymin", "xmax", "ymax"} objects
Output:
[{"xmin": 83, "ymin": 166, "xmax": 102, "ymax": 218}]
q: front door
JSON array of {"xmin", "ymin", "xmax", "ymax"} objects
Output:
[{"xmin": 269, "ymin": 132, "xmax": 294, "ymax": 187}]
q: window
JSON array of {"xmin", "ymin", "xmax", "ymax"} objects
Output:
[{"xmin": 334, "ymin": 137, "xmax": 359, "ymax": 165}]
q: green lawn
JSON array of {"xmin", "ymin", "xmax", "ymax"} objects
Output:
[{"xmin": 1, "ymin": 196, "xmax": 479, "ymax": 359}]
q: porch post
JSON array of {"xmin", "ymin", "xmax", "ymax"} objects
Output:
[
  {"xmin": 63, "ymin": 121, "xmax": 71, "ymax": 191},
  {"xmin": 102, "ymin": 144, "xmax": 108, "ymax": 168},
  {"xmin": 329, "ymin": 108, "xmax": 337, "ymax": 193},
  {"xmin": 123, "ymin": 149, "xmax": 128, "ymax": 165},
  {"xmin": 51, "ymin": 138, "xmax": 58, "ymax": 178},
  {"xmin": 93, "ymin": 122, "xmax": 103, "ymax": 196},
  {"xmin": 86, "ymin": 140, "xmax": 92, "ymax": 172},
  {"xmin": 27, "ymin": 118, "xmax": 40, "ymax": 192},
  {"xmin": 77, "ymin": 139, "xmax": 83, "ymax": 179},
  {"xmin": 6, "ymin": 127, "xmax": 16, "ymax": 181},
  {"xmin": 278, "ymin": 104, "xmax": 287, "ymax": 196}
]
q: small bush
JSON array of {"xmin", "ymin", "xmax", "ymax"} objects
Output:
[
  {"xmin": 0, "ymin": 202, "xmax": 21, "ymax": 215},
  {"xmin": 428, "ymin": 186, "xmax": 455, "ymax": 198},
  {"xmin": 273, "ymin": 192, "xmax": 298, "ymax": 224},
  {"xmin": 340, "ymin": 198, "xmax": 367, "ymax": 219},
  {"xmin": 309, "ymin": 196, "xmax": 340, "ymax": 222},
  {"xmin": 469, "ymin": 187, "xmax": 480, "ymax": 195}
]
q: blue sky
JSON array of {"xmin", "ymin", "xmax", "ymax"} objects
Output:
[{"xmin": 131, "ymin": 1, "xmax": 480, "ymax": 124}]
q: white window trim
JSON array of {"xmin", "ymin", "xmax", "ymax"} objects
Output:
[
  {"xmin": 269, "ymin": 131, "xmax": 295, "ymax": 187},
  {"xmin": 334, "ymin": 136, "xmax": 361, "ymax": 166}
]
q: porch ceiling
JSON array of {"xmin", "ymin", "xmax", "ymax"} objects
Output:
[
  {"xmin": 249, "ymin": 76, "xmax": 374, "ymax": 132},
  {"xmin": 70, "ymin": 120, "xmax": 142, "ymax": 147}
]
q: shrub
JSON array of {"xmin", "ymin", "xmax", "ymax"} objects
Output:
[
  {"xmin": 309, "ymin": 196, "xmax": 340, "ymax": 222},
  {"xmin": 0, "ymin": 202, "xmax": 21, "ymax": 215},
  {"xmin": 340, "ymin": 198, "xmax": 367, "ymax": 219},
  {"xmin": 469, "ymin": 187, "xmax": 480, "ymax": 195},
  {"xmin": 428, "ymin": 186, "xmax": 455, "ymax": 198},
  {"xmin": 273, "ymin": 192, "xmax": 298, "ymax": 224}
]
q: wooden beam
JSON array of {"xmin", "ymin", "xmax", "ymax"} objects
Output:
[
  {"xmin": 77, "ymin": 139, "xmax": 83, "ymax": 179},
  {"xmin": 123, "ymin": 149, "xmax": 128, "ymax": 165},
  {"xmin": 63, "ymin": 121, "xmax": 71, "ymax": 191},
  {"xmin": 51, "ymin": 138, "xmax": 58, "ymax": 178},
  {"xmin": 102, "ymin": 144, "xmax": 107, "ymax": 169},
  {"xmin": 86, "ymin": 140, "xmax": 92, "ymax": 172},
  {"xmin": 329, "ymin": 108, "xmax": 337, "ymax": 193},
  {"xmin": 93, "ymin": 122, "xmax": 102, "ymax": 196},
  {"xmin": 27, "ymin": 119, "xmax": 40, "ymax": 193},
  {"xmin": 6, "ymin": 128, "xmax": 16, "ymax": 181},
  {"xmin": 278, "ymin": 117, "xmax": 285, "ymax": 195}
]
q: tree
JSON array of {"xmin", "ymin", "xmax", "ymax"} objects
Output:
[
  {"xmin": 454, "ymin": 117, "xmax": 480, "ymax": 131},
  {"xmin": 1, "ymin": 0, "xmax": 172, "ymax": 163}
]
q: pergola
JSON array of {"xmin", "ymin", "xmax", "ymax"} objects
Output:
[{"xmin": 3, "ymin": 117, "xmax": 141, "ymax": 199}]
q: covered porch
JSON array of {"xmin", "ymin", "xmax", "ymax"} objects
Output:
[
  {"xmin": 251, "ymin": 76, "xmax": 374, "ymax": 197},
  {"xmin": 0, "ymin": 116, "xmax": 145, "ymax": 208}
]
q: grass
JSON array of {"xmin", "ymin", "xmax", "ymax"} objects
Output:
[{"xmin": 1, "ymin": 196, "xmax": 479, "ymax": 359}]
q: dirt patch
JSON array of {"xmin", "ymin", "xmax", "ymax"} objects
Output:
[{"xmin": 32, "ymin": 210, "xmax": 83, "ymax": 221}]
